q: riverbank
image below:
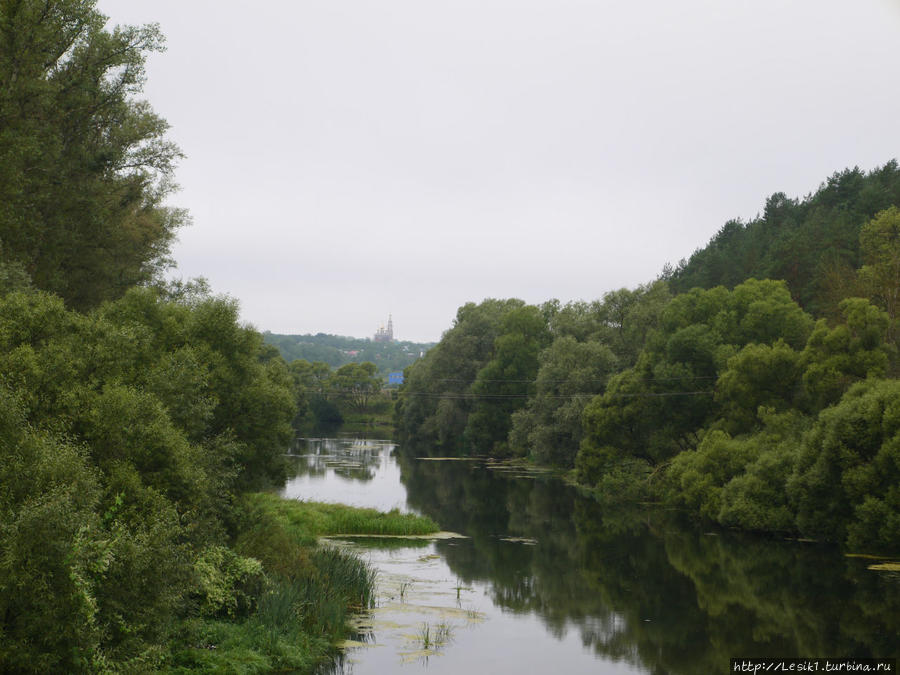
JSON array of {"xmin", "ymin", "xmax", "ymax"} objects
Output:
[
  {"xmin": 284, "ymin": 438, "xmax": 900, "ymax": 673},
  {"xmin": 165, "ymin": 494, "xmax": 439, "ymax": 673},
  {"xmin": 338, "ymin": 408, "xmax": 395, "ymax": 435}
]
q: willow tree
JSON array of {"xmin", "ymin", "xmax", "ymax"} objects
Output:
[{"xmin": 0, "ymin": 0, "xmax": 185, "ymax": 309}]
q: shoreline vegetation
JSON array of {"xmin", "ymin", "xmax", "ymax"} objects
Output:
[
  {"xmin": 395, "ymin": 164, "xmax": 900, "ymax": 555},
  {"xmin": 0, "ymin": 1, "xmax": 440, "ymax": 668},
  {"xmin": 340, "ymin": 407, "xmax": 396, "ymax": 435},
  {"xmin": 0, "ymin": 282, "xmax": 431, "ymax": 672},
  {"xmin": 168, "ymin": 494, "xmax": 439, "ymax": 673}
]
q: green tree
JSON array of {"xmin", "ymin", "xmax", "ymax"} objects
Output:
[
  {"xmin": 0, "ymin": 284, "xmax": 304, "ymax": 669},
  {"xmin": 659, "ymin": 407, "xmax": 808, "ymax": 532},
  {"xmin": 716, "ymin": 411, "xmax": 806, "ymax": 533},
  {"xmin": 509, "ymin": 337, "xmax": 618, "ymax": 467},
  {"xmin": 464, "ymin": 305, "xmax": 551, "ymax": 454},
  {"xmin": 96, "ymin": 287, "xmax": 296, "ymax": 490},
  {"xmin": 0, "ymin": 390, "xmax": 104, "ymax": 672},
  {"xmin": 800, "ymin": 298, "xmax": 890, "ymax": 409},
  {"xmin": 716, "ymin": 340, "xmax": 803, "ymax": 433},
  {"xmin": 289, "ymin": 359, "xmax": 332, "ymax": 397},
  {"xmin": 330, "ymin": 361, "xmax": 381, "ymax": 411},
  {"xmin": 858, "ymin": 206, "xmax": 900, "ymax": 335},
  {"xmin": 578, "ymin": 280, "xmax": 813, "ymax": 483},
  {"xmin": 287, "ymin": 359, "xmax": 333, "ymax": 429},
  {"xmin": 0, "ymin": 0, "xmax": 185, "ymax": 309},
  {"xmin": 396, "ymin": 298, "xmax": 526, "ymax": 453},
  {"xmin": 660, "ymin": 429, "xmax": 759, "ymax": 522},
  {"xmin": 788, "ymin": 379, "xmax": 900, "ymax": 550}
]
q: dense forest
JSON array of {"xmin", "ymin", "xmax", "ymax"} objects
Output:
[
  {"xmin": 396, "ymin": 163, "xmax": 900, "ymax": 552},
  {"xmin": 666, "ymin": 162, "xmax": 900, "ymax": 314},
  {"xmin": 0, "ymin": 2, "xmax": 435, "ymax": 672},
  {"xmin": 265, "ymin": 331, "xmax": 433, "ymax": 376}
]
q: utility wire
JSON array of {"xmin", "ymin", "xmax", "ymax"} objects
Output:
[
  {"xmin": 296, "ymin": 389, "xmax": 714, "ymax": 400},
  {"xmin": 394, "ymin": 391, "xmax": 714, "ymax": 400},
  {"xmin": 431, "ymin": 375, "xmax": 718, "ymax": 383}
]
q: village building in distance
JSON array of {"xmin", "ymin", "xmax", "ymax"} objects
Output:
[{"xmin": 373, "ymin": 315, "xmax": 394, "ymax": 343}]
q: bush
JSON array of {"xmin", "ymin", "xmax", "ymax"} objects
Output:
[{"xmin": 193, "ymin": 546, "xmax": 264, "ymax": 619}]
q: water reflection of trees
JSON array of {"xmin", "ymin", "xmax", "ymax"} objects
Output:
[
  {"xmin": 396, "ymin": 449, "xmax": 900, "ymax": 674},
  {"xmin": 284, "ymin": 455, "xmax": 328, "ymax": 480},
  {"xmin": 286, "ymin": 438, "xmax": 391, "ymax": 482}
]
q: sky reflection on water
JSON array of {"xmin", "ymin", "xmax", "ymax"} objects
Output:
[{"xmin": 284, "ymin": 438, "xmax": 900, "ymax": 675}]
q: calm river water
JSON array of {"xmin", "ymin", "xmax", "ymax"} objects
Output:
[{"xmin": 282, "ymin": 437, "xmax": 899, "ymax": 675}]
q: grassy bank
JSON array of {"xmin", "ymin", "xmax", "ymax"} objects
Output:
[
  {"xmin": 165, "ymin": 495, "xmax": 439, "ymax": 673},
  {"xmin": 339, "ymin": 408, "xmax": 395, "ymax": 435},
  {"xmin": 242, "ymin": 493, "xmax": 439, "ymax": 538}
]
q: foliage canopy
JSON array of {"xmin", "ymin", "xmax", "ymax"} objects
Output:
[{"xmin": 0, "ymin": 0, "xmax": 186, "ymax": 308}]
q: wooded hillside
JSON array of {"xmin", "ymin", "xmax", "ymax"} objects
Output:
[{"xmin": 397, "ymin": 162, "xmax": 900, "ymax": 552}]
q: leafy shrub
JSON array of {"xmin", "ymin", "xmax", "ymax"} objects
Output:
[{"xmin": 193, "ymin": 546, "xmax": 264, "ymax": 619}]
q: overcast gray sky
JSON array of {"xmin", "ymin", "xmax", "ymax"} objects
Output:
[{"xmin": 101, "ymin": 0, "xmax": 900, "ymax": 343}]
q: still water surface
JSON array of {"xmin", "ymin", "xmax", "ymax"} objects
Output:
[{"xmin": 282, "ymin": 438, "xmax": 899, "ymax": 674}]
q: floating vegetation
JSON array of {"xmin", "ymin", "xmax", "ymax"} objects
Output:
[
  {"xmin": 334, "ymin": 536, "xmax": 432, "ymax": 551},
  {"xmin": 486, "ymin": 463, "xmax": 553, "ymax": 473},
  {"xmin": 464, "ymin": 607, "xmax": 486, "ymax": 624},
  {"xmin": 335, "ymin": 638, "xmax": 380, "ymax": 649},
  {"xmin": 416, "ymin": 457, "xmax": 484, "ymax": 461},
  {"xmin": 322, "ymin": 531, "xmax": 467, "ymax": 541},
  {"xmin": 485, "ymin": 458, "xmax": 558, "ymax": 474},
  {"xmin": 499, "ymin": 536, "xmax": 538, "ymax": 545},
  {"xmin": 383, "ymin": 603, "xmax": 481, "ymax": 620},
  {"xmin": 334, "ymin": 545, "xmax": 488, "ymax": 668}
]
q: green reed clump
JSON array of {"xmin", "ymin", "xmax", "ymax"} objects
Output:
[
  {"xmin": 416, "ymin": 621, "xmax": 453, "ymax": 652},
  {"xmin": 308, "ymin": 547, "xmax": 378, "ymax": 612}
]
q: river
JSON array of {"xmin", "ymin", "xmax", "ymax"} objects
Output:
[{"xmin": 282, "ymin": 437, "xmax": 899, "ymax": 674}]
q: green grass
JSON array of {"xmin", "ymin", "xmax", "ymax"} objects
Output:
[
  {"xmin": 339, "ymin": 409, "xmax": 395, "ymax": 434},
  {"xmin": 241, "ymin": 492, "xmax": 440, "ymax": 538}
]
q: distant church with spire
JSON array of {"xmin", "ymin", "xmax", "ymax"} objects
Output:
[{"xmin": 373, "ymin": 315, "xmax": 394, "ymax": 343}]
